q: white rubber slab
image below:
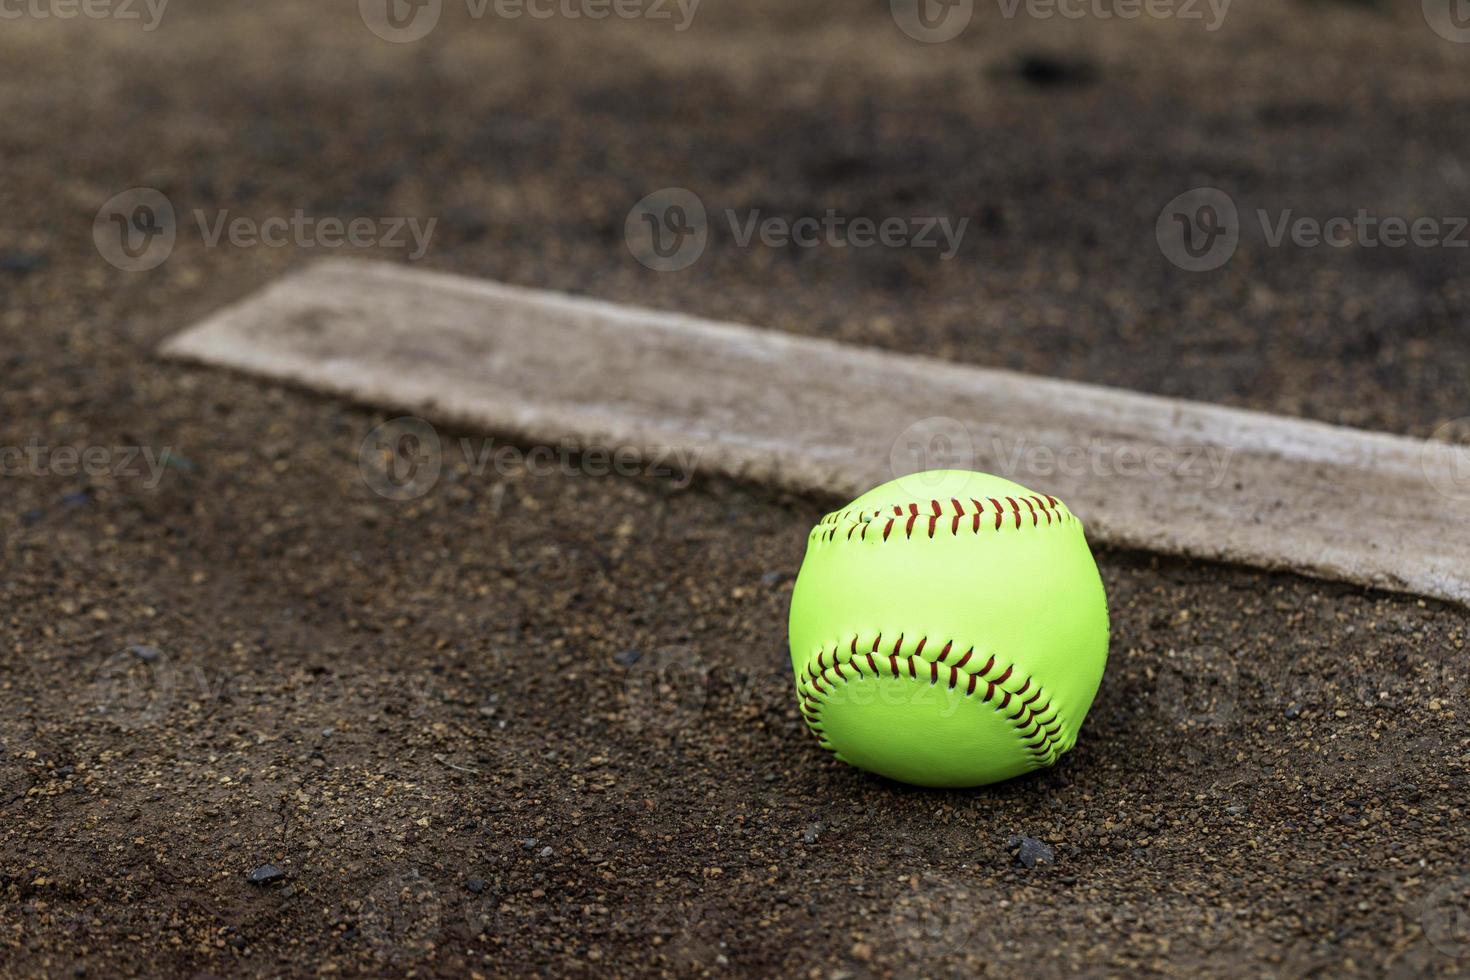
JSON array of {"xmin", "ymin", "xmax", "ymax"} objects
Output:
[{"xmin": 161, "ymin": 259, "xmax": 1470, "ymax": 606}]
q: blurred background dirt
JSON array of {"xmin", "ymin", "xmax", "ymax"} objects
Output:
[{"xmin": 2, "ymin": 0, "xmax": 1469, "ymax": 976}]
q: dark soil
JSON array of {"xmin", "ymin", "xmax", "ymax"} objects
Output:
[{"xmin": 3, "ymin": 1, "xmax": 1469, "ymax": 976}]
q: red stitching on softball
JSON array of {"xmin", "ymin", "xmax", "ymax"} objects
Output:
[
  {"xmin": 812, "ymin": 495, "xmax": 1072, "ymax": 545},
  {"xmin": 798, "ymin": 637, "xmax": 1066, "ymax": 762}
]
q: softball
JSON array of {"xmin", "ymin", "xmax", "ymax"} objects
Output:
[{"xmin": 788, "ymin": 470, "xmax": 1109, "ymax": 788}]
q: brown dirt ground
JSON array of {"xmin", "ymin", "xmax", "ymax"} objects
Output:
[{"xmin": 3, "ymin": 1, "xmax": 1470, "ymax": 977}]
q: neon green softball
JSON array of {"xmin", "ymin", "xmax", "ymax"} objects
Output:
[{"xmin": 788, "ymin": 470, "xmax": 1109, "ymax": 788}]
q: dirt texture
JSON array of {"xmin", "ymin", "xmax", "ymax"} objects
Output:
[{"xmin": 2, "ymin": 1, "xmax": 1469, "ymax": 977}]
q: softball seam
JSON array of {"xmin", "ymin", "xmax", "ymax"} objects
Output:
[
  {"xmin": 810, "ymin": 494, "xmax": 1074, "ymax": 545},
  {"xmin": 795, "ymin": 634, "xmax": 1067, "ymax": 766}
]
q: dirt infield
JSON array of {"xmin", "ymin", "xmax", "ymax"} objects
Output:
[{"xmin": 3, "ymin": 1, "xmax": 1470, "ymax": 976}]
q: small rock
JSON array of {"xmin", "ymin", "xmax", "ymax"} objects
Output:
[
  {"xmin": 246, "ymin": 864, "xmax": 285, "ymax": 885},
  {"xmin": 538, "ymin": 846, "xmax": 553, "ymax": 858},
  {"xmin": 1006, "ymin": 835, "xmax": 1054, "ymax": 869},
  {"xmin": 128, "ymin": 645, "xmax": 160, "ymax": 663},
  {"xmin": 614, "ymin": 648, "xmax": 642, "ymax": 666},
  {"xmin": 1285, "ymin": 703, "xmax": 1303, "ymax": 719},
  {"xmin": 1014, "ymin": 53, "xmax": 1096, "ymax": 88},
  {"xmin": 465, "ymin": 877, "xmax": 487, "ymax": 894},
  {"xmin": 520, "ymin": 838, "xmax": 539, "ymax": 851},
  {"xmin": 760, "ymin": 571, "xmax": 784, "ymax": 587},
  {"xmin": 0, "ymin": 251, "xmax": 46, "ymax": 274},
  {"xmin": 801, "ymin": 824, "xmax": 822, "ymax": 845}
]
